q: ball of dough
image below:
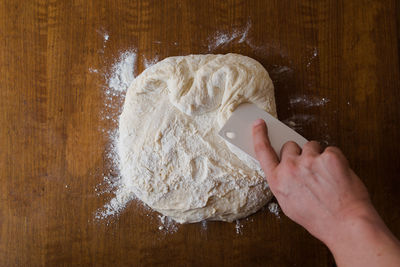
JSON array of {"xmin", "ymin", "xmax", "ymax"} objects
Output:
[{"xmin": 118, "ymin": 54, "xmax": 276, "ymax": 223}]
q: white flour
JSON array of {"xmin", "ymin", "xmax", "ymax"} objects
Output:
[
  {"xmin": 289, "ymin": 94, "xmax": 330, "ymax": 108},
  {"xmin": 268, "ymin": 202, "xmax": 280, "ymax": 218},
  {"xmin": 201, "ymin": 220, "xmax": 208, "ymax": 231},
  {"xmin": 235, "ymin": 220, "xmax": 244, "ymax": 235},
  {"xmin": 104, "ymin": 33, "xmax": 109, "ymax": 42},
  {"xmin": 107, "ymin": 51, "xmax": 137, "ymax": 93},
  {"xmin": 306, "ymin": 48, "xmax": 318, "ymax": 68},
  {"xmin": 143, "ymin": 55, "xmax": 159, "ymax": 69},
  {"xmin": 97, "ymin": 28, "xmax": 110, "ymax": 52},
  {"xmin": 158, "ymin": 215, "xmax": 178, "ymax": 233},
  {"xmin": 94, "ymin": 51, "xmax": 138, "ymax": 220},
  {"xmin": 208, "ymin": 21, "xmax": 251, "ymax": 51}
]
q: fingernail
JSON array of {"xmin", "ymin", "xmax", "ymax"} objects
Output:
[{"xmin": 253, "ymin": 119, "xmax": 265, "ymax": 127}]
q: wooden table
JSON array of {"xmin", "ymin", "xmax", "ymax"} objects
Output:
[{"xmin": 1, "ymin": 0, "xmax": 399, "ymax": 266}]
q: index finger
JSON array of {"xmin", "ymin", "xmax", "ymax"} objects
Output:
[{"xmin": 252, "ymin": 119, "xmax": 279, "ymax": 180}]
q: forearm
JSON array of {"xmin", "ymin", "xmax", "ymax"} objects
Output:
[
  {"xmin": 251, "ymin": 124, "xmax": 400, "ymax": 267},
  {"xmin": 324, "ymin": 208, "xmax": 400, "ymax": 267}
]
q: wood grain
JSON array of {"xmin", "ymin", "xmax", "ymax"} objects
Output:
[{"xmin": 1, "ymin": 0, "xmax": 399, "ymax": 266}]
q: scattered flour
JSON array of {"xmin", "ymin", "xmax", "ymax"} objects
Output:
[
  {"xmin": 97, "ymin": 184, "xmax": 136, "ymax": 219},
  {"xmin": 107, "ymin": 51, "xmax": 137, "ymax": 92},
  {"xmin": 104, "ymin": 33, "xmax": 109, "ymax": 42},
  {"xmin": 235, "ymin": 220, "xmax": 244, "ymax": 235},
  {"xmin": 94, "ymin": 50, "xmax": 138, "ymax": 220},
  {"xmin": 270, "ymin": 65, "xmax": 293, "ymax": 76},
  {"xmin": 208, "ymin": 21, "xmax": 252, "ymax": 51},
  {"xmin": 201, "ymin": 220, "xmax": 208, "ymax": 231},
  {"xmin": 306, "ymin": 47, "xmax": 318, "ymax": 68},
  {"xmin": 143, "ymin": 55, "xmax": 160, "ymax": 69},
  {"xmin": 268, "ymin": 202, "xmax": 280, "ymax": 218},
  {"xmin": 96, "ymin": 28, "xmax": 110, "ymax": 52},
  {"xmin": 289, "ymin": 95, "xmax": 330, "ymax": 108},
  {"xmin": 285, "ymin": 94, "xmax": 329, "ymax": 134},
  {"xmin": 283, "ymin": 114, "xmax": 317, "ymax": 131},
  {"xmin": 97, "ymin": 28, "xmax": 109, "ymax": 41},
  {"xmin": 89, "ymin": 67, "xmax": 99, "ymax": 74},
  {"xmin": 158, "ymin": 215, "xmax": 178, "ymax": 233}
]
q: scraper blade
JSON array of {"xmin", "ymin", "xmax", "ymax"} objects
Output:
[{"xmin": 218, "ymin": 103, "xmax": 308, "ymax": 160}]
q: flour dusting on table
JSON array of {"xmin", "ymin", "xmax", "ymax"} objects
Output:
[
  {"xmin": 143, "ymin": 55, "xmax": 159, "ymax": 69},
  {"xmin": 289, "ymin": 94, "xmax": 330, "ymax": 108},
  {"xmin": 158, "ymin": 215, "xmax": 178, "ymax": 233},
  {"xmin": 107, "ymin": 51, "xmax": 137, "ymax": 93},
  {"xmin": 268, "ymin": 202, "xmax": 280, "ymax": 218},
  {"xmin": 94, "ymin": 50, "xmax": 138, "ymax": 219},
  {"xmin": 208, "ymin": 21, "xmax": 251, "ymax": 51},
  {"xmin": 235, "ymin": 220, "xmax": 244, "ymax": 235}
]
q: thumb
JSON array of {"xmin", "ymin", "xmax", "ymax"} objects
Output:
[{"xmin": 252, "ymin": 119, "xmax": 279, "ymax": 180}]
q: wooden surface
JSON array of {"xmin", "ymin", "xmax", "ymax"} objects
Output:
[{"xmin": 1, "ymin": 0, "xmax": 400, "ymax": 266}]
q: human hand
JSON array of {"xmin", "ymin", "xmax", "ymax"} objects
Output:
[
  {"xmin": 252, "ymin": 119, "xmax": 375, "ymax": 243},
  {"xmin": 252, "ymin": 119, "xmax": 400, "ymax": 267}
]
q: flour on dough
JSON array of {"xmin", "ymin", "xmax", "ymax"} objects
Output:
[{"xmin": 118, "ymin": 54, "xmax": 276, "ymax": 223}]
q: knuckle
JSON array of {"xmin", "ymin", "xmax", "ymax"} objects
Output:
[
  {"xmin": 303, "ymin": 141, "xmax": 313, "ymax": 148},
  {"xmin": 301, "ymin": 155, "xmax": 315, "ymax": 168},
  {"xmin": 304, "ymin": 141, "xmax": 321, "ymax": 153},
  {"xmin": 324, "ymin": 146, "xmax": 349, "ymax": 166},
  {"xmin": 308, "ymin": 140, "xmax": 320, "ymax": 148},
  {"xmin": 324, "ymin": 146, "xmax": 342, "ymax": 155},
  {"xmin": 321, "ymin": 148, "xmax": 340, "ymax": 161},
  {"xmin": 284, "ymin": 141, "xmax": 297, "ymax": 148}
]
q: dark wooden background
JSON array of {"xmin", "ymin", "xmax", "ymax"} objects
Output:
[{"xmin": 1, "ymin": 0, "xmax": 399, "ymax": 266}]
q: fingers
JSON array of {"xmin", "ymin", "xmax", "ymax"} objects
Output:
[
  {"xmin": 302, "ymin": 141, "xmax": 322, "ymax": 157},
  {"xmin": 322, "ymin": 146, "xmax": 348, "ymax": 165},
  {"xmin": 252, "ymin": 119, "xmax": 279, "ymax": 178},
  {"xmin": 281, "ymin": 141, "xmax": 321, "ymax": 161},
  {"xmin": 280, "ymin": 141, "xmax": 301, "ymax": 160},
  {"xmin": 323, "ymin": 146, "xmax": 343, "ymax": 155}
]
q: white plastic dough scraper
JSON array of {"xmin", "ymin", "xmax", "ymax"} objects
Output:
[{"xmin": 218, "ymin": 103, "xmax": 308, "ymax": 160}]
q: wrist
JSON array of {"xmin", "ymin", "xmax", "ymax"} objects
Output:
[
  {"xmin": 323, "ymin": 204, "xmax": 384, "ymax": 249},
  {"xmin": 324, "ymin": 204, "xmax": 395, "ymax": 255},
  {"xmin": 321, "ymin": 205, "xmax": 400, "ymax": 267}
]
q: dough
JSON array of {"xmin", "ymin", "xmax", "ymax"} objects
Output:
[{"xmin": 118, "ymin": 54, "xmax": 276, "ymax": 223}]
